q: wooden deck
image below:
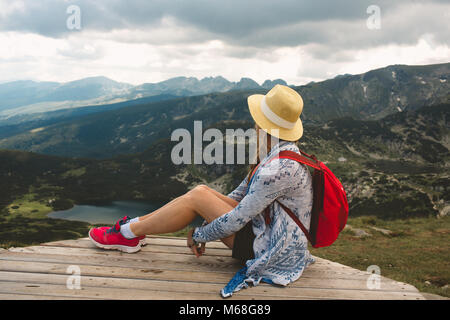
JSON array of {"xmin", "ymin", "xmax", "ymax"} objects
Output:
[{"xmin": 0, "ymin": 236, "xmax": 425, "ymax": 300}]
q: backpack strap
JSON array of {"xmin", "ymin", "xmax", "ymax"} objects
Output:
[
  {"xmin": 246, "ymin": 149, "xmax": 322, "ymax": 234},
  {"xmin": 248, "ymin": 150, "xmax": 321, "ymax": 182},
  {"xmin": 276, "ymin": 200, "xmax": 314, "ymax": 245},
  {"xmin": 275, "ymin": 150, "xmax": 321, "ymax": 171},
  {"xmin": 274, "ymin": 150, "xmax": 324, "ymax": 247}
]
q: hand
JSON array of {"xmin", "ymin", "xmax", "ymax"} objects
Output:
[{"xmin": 187, "ymin": 228, "xmax": 205, "ymax": 258}]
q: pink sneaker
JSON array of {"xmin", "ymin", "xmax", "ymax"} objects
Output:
[
  {"xmin": 89, "ymin": 220, "xmax": 141, "ymax": 253},
  {"xmin": 97, "ymin": 226, "xmax": 147, "ymax": 247},
  {"xmin": 97, "ymin": 216, "xmax": 146, "ymax": 246}
]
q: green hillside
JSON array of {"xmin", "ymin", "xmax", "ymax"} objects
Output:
[
  {"xmin": 1, "ymin": 102, "xmax": 448, "ymax": 230},
  {"xmin": 0, "ymin": 63, "xmax": 448, "ymax": 159}
]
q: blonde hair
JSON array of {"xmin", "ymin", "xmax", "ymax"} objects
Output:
[{"xmin": 247, "ymin": 124, "xmax": 288, "ymax": 182}]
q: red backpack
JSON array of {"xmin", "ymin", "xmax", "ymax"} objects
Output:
[{"xmin": 253, "ymin": 149, "xmax": 349, "ymax": 248}]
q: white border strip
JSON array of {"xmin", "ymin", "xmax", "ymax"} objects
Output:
[{"xmin": 260, "ymin": 96, "xmax": 296, "ymax": 129}]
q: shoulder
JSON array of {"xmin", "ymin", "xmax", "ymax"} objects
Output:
[
  {"xmin": 276, "ymin": 143, "xmax": 312, "ymax": 176},
  {"xmin": 256, "ymin": 157, "xmax": 300, "ymax": 183},
  {"xmin": 261, "ymin": 158, "xmax": 312, "ymax": 186},
  {"xmin": 255, "ymin": 142, "xmax": 311, "ymax": 179}
]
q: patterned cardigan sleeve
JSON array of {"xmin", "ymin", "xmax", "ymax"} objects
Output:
[
  {"xmin": 226, "ymin": 176, "xmax": 249, "ymax": 202},
  {"xmin": 192, "ymin": 158, "xmax": 301, "ymax": 243}
]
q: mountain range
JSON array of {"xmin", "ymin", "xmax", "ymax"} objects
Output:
[
  {"xmin": 0, "ymin": 75, "xmax": 287, "ymax": 119},
  {"xmin": 0, "ymin": 62, "xmax": 449, "ymax": 251},
  {"xmin": 0, "ymin": 62, "xmax": 448, "ymax": 159}
]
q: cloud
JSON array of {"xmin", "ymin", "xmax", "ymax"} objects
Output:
[
  {"xmin": 297, "ymin": 36, "xmax": 450, "ymax": 82},
  {"xmin": 1, "ymin": 1, "xmax": 448, "ymax": 45},
  {"xmin": 0, "ymin": 0, "xmax": 448, "ymax": 85}
]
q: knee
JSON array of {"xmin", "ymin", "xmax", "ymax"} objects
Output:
[
  {"xmin": 195, "ymin": 184, "xmax": 210, "ymax": 193},
  {"xmin": 191, "ymin": 184, "xmax": 210, "ymax": 196},
  {"xmin": 185, "ymin": 184, "xmax": 210, "ymax": 202}
]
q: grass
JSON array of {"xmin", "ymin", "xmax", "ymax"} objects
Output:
[
  {"xmin": 0, "ymin": 191, "xmax": 95, "ymax": 248},
  {"xmin": 309, "ymin": 215, "xmax": 450, "ymax": 298},
  {"xmin": 61, "ymin": 166, "xmax": 86, "ymax": 178},
  {"xmin": 0, "ymin": 215, "xmax": 94, "ymax": 249},
  {"xmin": 5, "ymin": 193, "xmax": 53, "ymax": 220}
]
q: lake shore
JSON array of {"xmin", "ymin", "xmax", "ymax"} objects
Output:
[{"xmin": 47, "ymin": 200, "xmax": 161, "ymax": 225}]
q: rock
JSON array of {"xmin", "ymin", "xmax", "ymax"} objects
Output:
[
  {"xmin": 354, "ymin": 229, "xmax": 371, "ymax": 237},
  {"xmin": 425, "ymin": 281, "xmax": 431, "ymax": 286},
  {"xmin": 439, "ymin": 205, "xmax": 450, "ymax": 217},
  {"xmin": 345, "ymin": 225, "xmax": 371, "ymax": 238},
  {"xmin": 369, "ymin": 226, "xmax": 393, "ymax": 236}
]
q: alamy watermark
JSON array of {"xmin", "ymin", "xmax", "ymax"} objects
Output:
[
  {"xmin": 66, "ymin": 265, "xmax": 81, "ymax": 290},
  {"xmin": 66, "ymin": 4, "xmax": 82, "ymax": 30},
  {"xmin": 366, "ymin": 5, "xmax": 381, "ymax": 30},
  {"xmin": 170, "ymin": 121, "xmax": 284, "ymax": 176},
  {"xmin": 366, "ymin": 265, "xmax": 381, "ymax": 290},
  {"xmin": 171, "ymin": 121, "xmax": 280, "ymax": 165}
]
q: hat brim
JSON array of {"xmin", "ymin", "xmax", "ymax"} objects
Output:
[{"xmin": 247, "ymin": 94, "xmax": 303, "ymax": 141}]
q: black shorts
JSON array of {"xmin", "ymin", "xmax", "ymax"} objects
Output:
[{"xmin": 232, "ymin": 221, "xmax": 255, "ymax": 264}]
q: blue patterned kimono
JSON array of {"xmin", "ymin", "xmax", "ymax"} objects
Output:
[{"xmin": 192, "ymin": 141, "xmax": 316, "ymax": 297}]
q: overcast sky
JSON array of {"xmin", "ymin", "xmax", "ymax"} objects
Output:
[{"xmin": 0, "ymin": 0, "xmax": 449, "ymax": 85}]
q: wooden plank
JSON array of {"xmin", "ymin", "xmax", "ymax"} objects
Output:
[
  {"xmin": 0, "ymin": 250, "xmax": 241, "ymax": 274},
  {"xmin": 3, "ymin": 248, "xmax": 379, "ymax": 284},
  {"xmin": 0, "ymin": 250, "xmax": 404, "ymax": 282},
  {"xmin": 0, "ymin": 235, "xmax": 424, "ymax": 300},
  {"xmin": 0, "ymin": 292, "xmax": 95, "ymax": 300},
  {"xmin": 0, "ymin": 280, "xmax": 256, "ymax": 300},
  {"xmin": 41, "ymin": 239, "xmax": 389, "ymax": 277},
  {"xmin": 3, "ymin": 245, "xmax": 382, "ymax": 285},
  {"xmin": 0, "ymin": 272, "xmax": 314, "ymax": 300},
  {"xmin": 146, "ymin": 236, "xmax": 230, "ymax": 249},
  {"xmin": 41, "ymin": 239, "xmax": 233, "ymax": 257},
  {"xmin": 6, "ymin": 245, "xmax": 354, "ymax": 270},
  {"xmin": 39, "ymin": 238, "xmax": 362, "ymax": 270},
  {"xmin": 0, "ymin": 271, "xmax": 424, "ymax": 300},
  {"xmin": 42, "ymin": 239, "xmax": 403, "ymax": 279},
  {"xmin": 0, "ymin": 237, "xmax": 422, "ymax": 296},
  {"xmin": 63, "ymin": 236, "xmax": 418, "ymax": 288},
  {"xmin": 72, "ymin": 236, "xmax": 230, "ymax": 250},
  {"xmin": 15, "ymin": 238, "xmax": 379, "ymax": 273},
  {"xmin": 0, "ymin": 259, "xmax": 419, "ymax": 293},
  {"xmin": 7, "ymin": 246, "xmax": 242, "ymax": 271},
  {"xmin": 0, "ymin": 259, "xmax": 395, "ymax": 293},
  {"xmin": 6, "ymin": 245, "xmax": 333, "ymax": 270}
]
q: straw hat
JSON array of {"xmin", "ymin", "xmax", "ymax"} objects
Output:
[{"xmin": 248, "ymin": 84, "xmax": 304, "ymax": 141}]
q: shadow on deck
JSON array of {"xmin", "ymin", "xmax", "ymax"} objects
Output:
[{"xmin": 0, "ymin": 236, "xmax": 425, "ymax": 300}]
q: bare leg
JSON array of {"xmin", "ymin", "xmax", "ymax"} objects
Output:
[
  {"xmin": 136, "ymin": 197, "xmax": 179, "ymax": 221},
  {"xmin": 137, "ymin": 185, "xmax": 237, "ymax": 221},
  {"xmin": 129, "ymin": 185, "xmax": 239, "ymax": 248}
]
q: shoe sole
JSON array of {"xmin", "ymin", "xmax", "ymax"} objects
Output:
[{"xmin": 88, "ymin": 231, "xmax": 142, "ymax": 254}]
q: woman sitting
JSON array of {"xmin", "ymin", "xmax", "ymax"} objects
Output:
[{"xmin": 89, "ymin": 84, "xmax": 315, "ymax": 298}]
